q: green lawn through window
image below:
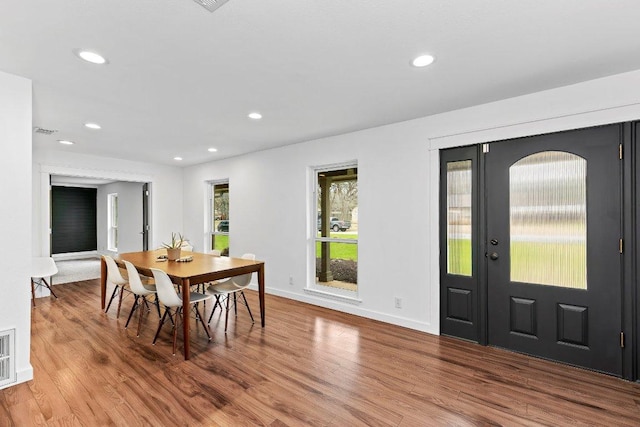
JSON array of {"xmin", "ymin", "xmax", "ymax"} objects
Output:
[
  {"xmin": 316, "ymin": 232, "xmax": 358, "ymax": 261},
  {"xmin": 447, "ymin": 238, "xmax": 586, "ymax": 289}
]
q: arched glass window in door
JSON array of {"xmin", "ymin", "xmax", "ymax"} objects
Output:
[{"xmin": 509, "ymin": 151, "xmax": 587, "ymax": 289}]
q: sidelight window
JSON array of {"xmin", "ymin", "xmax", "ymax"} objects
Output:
[{"xmin": 446, "ymin": 160, "xmax": 473, "ymax": 276}]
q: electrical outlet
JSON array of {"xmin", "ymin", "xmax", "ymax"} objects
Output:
[
  {"xmin": 395, "ymin": 297, "xmax": 402, "ymax": 309},
  {"xmin": 289, "ymin": 275, "xmax": 294, "ymax": 286}
]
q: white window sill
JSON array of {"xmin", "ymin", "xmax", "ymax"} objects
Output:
[{"xmin": 303, "ymin": 287, "xmax": 362, "ymax": 304}]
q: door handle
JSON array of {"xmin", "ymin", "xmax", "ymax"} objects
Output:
[{"xmin": 489, "ymin": 252, "xmax": 499, "ymax": 260}]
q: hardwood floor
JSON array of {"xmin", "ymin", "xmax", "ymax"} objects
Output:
[{"xmin": 2, "ymin": 280, "xmax": 640, "ymax": 426}]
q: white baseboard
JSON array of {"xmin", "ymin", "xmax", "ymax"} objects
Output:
[
  {"xmin": 0, "ymin": 365, "xmax": 33, "ymax": 391},
  {"xmin": 53, "ymin": 251, "xmax": 99, "ymax": 261},
  {"xmin": 247, "ymin": 284, "xmax": 438, "ymax": 335}
]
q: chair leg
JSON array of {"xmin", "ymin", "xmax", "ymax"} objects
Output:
[
  {"xmin": 194, "ymin": 304, "xmax": 212, "ymax": 341},
  {"xmin": 207, "ymin": 295, "xmax": 222, "ymax": 323},
  {"xmin": 233, "ymin": 293, "xmax": 238, "ymax": 316},
  {"xmin": 117, "ymin": 286, "xmax": 126, "ymax": 318},
  {"xmin": 40, "ymin": 277, "xmax": 58, "ymax": 299},
  {"xmin": 31, "ymin": 279, "xmax": 36, "ymax": 308},
  {"xmin": 154, "ymin": 296, "xmax": 162, "ymax": 318},
  {"xmin": 42, "ymin": 278, "xmax": 57, "ymax": 298},
  {"xmin": 153, "ymin": 310, "xmax": 169, "ymax": 344},
  {"xmin": 173, "ymin": 308, "xmax": 182, "ymax": 356},
  {"xmin": 125, "ymin": 295, "xmax": 139, "ymax": 329},
  {"xmin": 105, "ymin": 285, "xmax": 119, "ymax": 313},
  {"xmin": 240, "ymin": 291, "xmax": 255, "ymax": 323},
  {"xmin": 224, "ymin": 295, "xmax": 231, "ymax": 333},
  {"xmin": 136, "ymin": 296, "xmax": 147, "ymax": 337}
]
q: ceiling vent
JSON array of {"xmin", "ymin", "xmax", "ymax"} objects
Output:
[
  {"xmin": 33, "ymin": 127, "xmax": 58, "ymax": 135},
  {"xmin": 192, "ymin": 0, "xmax": 230, "ymax": 13}
]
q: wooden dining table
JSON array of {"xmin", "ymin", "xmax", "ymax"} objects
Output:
[{"xmin": 100, "ymin": 250, "xmax": 265, "ymax": 359}]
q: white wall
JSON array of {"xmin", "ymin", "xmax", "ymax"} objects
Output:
[
  {"xmin": 0, "ymin": 71, "xmax": 32, "ymax": 388},
  {"xmin": 97, "ymin": 181, "xmax": 144, "ymax": 254},
  {"xmin": 182, "ymin": 69, "xmax": 640, "ymax": 334},
  {"xmin": 32, "ymin": 150, "xmax": 184, "ymax": 257}
]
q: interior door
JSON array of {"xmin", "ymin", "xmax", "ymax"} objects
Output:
[{"xmin": 486, "ymin": 124, "xmax": 623, "ymax": 376}]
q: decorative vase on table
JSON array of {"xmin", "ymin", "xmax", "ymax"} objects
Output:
[
  {"xmin": 163, "ymin": 232, "xmax": 185, "ymax": 261},
  {"xmin": 166, "ymin": 247, "xmax": 181, "ymax": 261}
]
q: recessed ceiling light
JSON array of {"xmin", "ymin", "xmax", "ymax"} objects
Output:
[
  {"xmin": 174, "ymin": 157, "xmax": 183, "ymax": 161},
  {"xmin": 208, "ymin": 148, "xmax": 218, "ymax": 152},
  {"xmin": 74, "ymin": 49, "xmax": 108, "ymax": 65},
  {"xmin": 84, "ymin": 122, "xmax": 101, "ymax": 130},
  {"xmin": 411, "ymin": 54, "xmax": 435, "ymax": 68},
  {"xmin": 248, "ymin": 112, "xmax": 262, "ymax": 120},
  {"xmin": 58, "ymin": 140, "xmax": 75, "ymax": 145}
]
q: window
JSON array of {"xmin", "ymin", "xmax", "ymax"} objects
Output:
[
  {"xmin": 509, "ymin": 151, "xmax": 587, "ymax": 289},
  {"xmin": 209, "ymin": 181, "xmax": 229, "ymax": 254},
  {"xmin": 107, "ymin": 193, "xmax": 118, "ymax": 251},
  {"xmin": 446, "ymin": 160, "xmax": 473, "ymax": 276},
  {"xmin": 311, "ymin": 165, "xmax": 358, "ymax": 296}
]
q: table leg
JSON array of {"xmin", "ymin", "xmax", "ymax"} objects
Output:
[
  {"xmin": 100, "ymin": 257, "xmax": 107, "ymax": 309},
  {"xmin": 182, "ymin": 277, "xmax": 191, "ymax": 360},
  {"xmin": 258, "ymin": 264, "xmax": 265, "ymax": 327}
]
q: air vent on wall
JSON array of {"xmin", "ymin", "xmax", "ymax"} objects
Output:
[
  {"xmin": 0, "ymin": 329, "xmax": 16, "ymax": 389},
  {"xmin": 192, "ymin": 0, "xmax": 230, "ymax": 13},
  {"xmin": 33, "ymin": 127, "xmax": 58, "ymax": 135}
]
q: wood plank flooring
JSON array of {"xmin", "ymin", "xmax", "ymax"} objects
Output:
[{"xmin": 2, "ymin": 279, "xmax": 640, "ymax": 426}]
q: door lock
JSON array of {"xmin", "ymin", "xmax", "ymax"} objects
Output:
[{"xmin": 490, "ymin": 239, "xmax": 499, "ymax": 246}]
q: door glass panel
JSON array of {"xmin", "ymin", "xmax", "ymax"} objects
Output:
[
  {"xmin": 447, "ymin": 160, "xmax": 472, "ymax": 276},
  {"xmin": 510, "ymin": 151, "xmax": 586, "ymax": 289}
]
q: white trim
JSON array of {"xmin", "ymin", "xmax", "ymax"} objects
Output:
[
  {"xmin": 41, "ymin": 165, "xmax": 152, "ymax": 183},
  {"xmin": 308, "ymin": 161, "xmax": 359, "ymax": 300},
  {"xmin": 52, "ymin": 251, "xmax": 99, "ymax": 261},
  {"xmin": 428, "ymin": 148, "xmax": 440, "ymax": 333},
  {"xmin": 428, "ymin": 102, "xmax": 640, "ymax": 151},
  {"xmin": 12, "ymin": 365, "xmax": 33, "ymax": 389},
  {"xmin": 107, "ymin": 193, "xmax": 118, "ymax": 252},
  {"xmin": 303, "ymin": 287, "xmax": 362, "ymax": 304}
]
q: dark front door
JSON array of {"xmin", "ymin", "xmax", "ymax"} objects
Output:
[{"xmin": 485, "ymin": 125, "xmax": 623, "ymax": 375}]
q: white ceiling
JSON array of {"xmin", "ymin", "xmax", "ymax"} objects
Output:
[{"xmin": 3, "ymin": 1, "xmax": 640, "ymax": 166}]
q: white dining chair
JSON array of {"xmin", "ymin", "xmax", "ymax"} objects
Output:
[
  {"xmin": 123, "ymin": 260, "xmax": 160, "ymax": 336},
  {"xmin": 103, "ymin": 255, "xmax": 130, "ymax": 318},
  {"xmin": 150, "ymin": 268, "xmax": 212, "ymax": 355},
  {"xmin": 195, "ymin": 249, "xmax": 222, "ymax": 294},
  {"xmin": 31, "ymin": 257, "xmax": 58, "ymax": 307},
  {"xmin": 206, "ymin": 253, "xmax": 255, "ymax": 332}
]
